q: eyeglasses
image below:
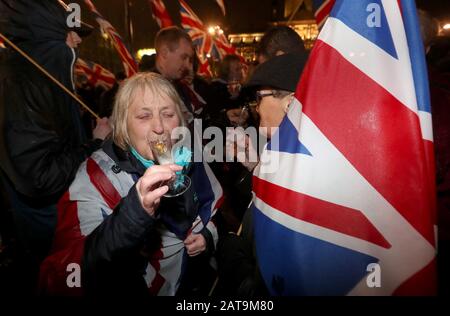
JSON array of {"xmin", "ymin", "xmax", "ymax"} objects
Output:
[{"xmin": 255, "ymin": 90, "xmax": 275, "ymax": 103}]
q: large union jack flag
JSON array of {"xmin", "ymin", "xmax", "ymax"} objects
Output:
[
  {"xmin": 75, "ymin": 58, "xmax": 116, "ymax": 90},
  {"xmin": 179, "ymin": 0, "xmax": 236, "ymax": 75},
  {"xmin": 148, "ymin": 0, "xmax": 173, "ymax": 28},
  {"xmin": 252, "ymin": 0, "xmax": 436, "ymax": 295},
  {"xmin": 84, "ymin": 0, "xmax": 138, "ymax": 78}
]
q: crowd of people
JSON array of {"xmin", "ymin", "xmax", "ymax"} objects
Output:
[{"xmin": 0, "ymin": 0, "xmax": 448, "ymax": 297}]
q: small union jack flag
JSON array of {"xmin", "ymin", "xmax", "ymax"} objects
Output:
[
  {"xmin": 179, "ymin": 0, "xmax": 236, "ymax": 76},
  {"xmin": 75, "ymin": 58, "xmax": 116, "ymax": 90},
  {"xmin": 84, "ymin": 0, "xmax": 138, "ymax": 78},
  {"xmin": 148, "ymin": 0, "xmax": 173, "ymax": 28}
]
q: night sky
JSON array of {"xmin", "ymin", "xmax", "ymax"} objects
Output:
[
  {"xmin": 74, "ymin": 0, "xmax": 450, "ymax": 71},
  {"xmin": 76, "ymin": 0, "xmax": 280, "ymax": 52}
]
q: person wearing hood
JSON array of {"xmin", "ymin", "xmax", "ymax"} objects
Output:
[{"xmin": 0, "ymin": 0, "xmax": 111, "ymax": 290}]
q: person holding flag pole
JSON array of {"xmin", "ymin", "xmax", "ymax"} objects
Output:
[{"xmin": 0, "ymin": 0, "xmax": 111, "ymax": 292}]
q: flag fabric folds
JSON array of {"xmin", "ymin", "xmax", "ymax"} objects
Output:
[
  {"xmin": 149, "ymin": 0, "xmax": 173, "ymax": 28},
  {"xmin": 252, "ymin": 0, "xmax": 436, "ymax": 296},
  {"xmin": 84, "ymin": 0, "xmax": 138, "ymax": 77}
]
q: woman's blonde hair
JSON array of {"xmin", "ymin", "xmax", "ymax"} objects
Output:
[{"xmin": 111, "ymin": 72, "xmax": 186, "ymax": 150}]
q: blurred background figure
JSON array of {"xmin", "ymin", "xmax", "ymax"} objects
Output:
[
  {"xmin": 138, "ymin": 53, "xmax": 156, "ymax": 72},
  {"xmin": 419, "ymin": 9, "xmax": 450, "ymax": 296},
  {"xmin": 207, "ymin": 54, "xmax": 250, "ymax": 128},
  {"xmin": 257, "ymin": 25, "xmax": 306, "ymax": 64},
  {"xmin": 99, "ymin": 71, "xmax": 127, "ymax": 118}
]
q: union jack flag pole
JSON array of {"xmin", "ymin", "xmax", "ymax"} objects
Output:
[
  {"xmin": 84, "ymin": 0, "xmax": 138, "ymax": 78},
  {"xmin": 124, "ymin": 0, "xmax": 135, "ymax": 54}
]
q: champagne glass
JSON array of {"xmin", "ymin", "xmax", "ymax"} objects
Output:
[{"xmin": 149, "ymin": 136, "xmax": 191, "ymax": 198}]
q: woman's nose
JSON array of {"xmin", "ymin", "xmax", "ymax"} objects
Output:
[{"xmin": 152, "ymin": 116, "xmax": 165, "ymax": 134}]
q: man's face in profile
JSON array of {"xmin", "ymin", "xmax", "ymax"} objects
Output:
[{"xmin": 164, "ymin": 38, "xmax": 194, "ymax": 80}]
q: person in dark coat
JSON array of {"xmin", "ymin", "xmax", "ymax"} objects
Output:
[{"xmin": 0, "ymin": 0, "xmax": 111, "ymax": 291}]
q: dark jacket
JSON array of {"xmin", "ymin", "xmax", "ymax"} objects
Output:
[
  {"xmin": 0, "ymin": 0, "xmax": 101, "ymax": 206},
  {"xmin": 217, "ymin": 206, "xmax": 269, "ymax": 296}
]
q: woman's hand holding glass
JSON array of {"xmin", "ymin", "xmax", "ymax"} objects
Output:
[
  {"xmin": 149, "ymin": 136, "xmax": 192, "ymax": 197},
  {"xmin": 136, "ymin": 164, "xmax": 183, "ymax": 217}
]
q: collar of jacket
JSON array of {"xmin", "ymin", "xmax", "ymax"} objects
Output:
[{"xmin": 102, "ymin": 138, "xmax": 147, "ymax": 176}]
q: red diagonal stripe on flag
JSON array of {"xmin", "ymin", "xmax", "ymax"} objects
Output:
[
  {"xmin": 86, "ymin": 158, "xmax": 121, "ymax": 210},
  {"xmin": 253, "ymin": 176, "xmax": 391, "ymax": 249}
]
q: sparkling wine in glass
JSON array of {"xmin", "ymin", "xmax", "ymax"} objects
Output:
[{"xmin": 149, "ymin": 137, "xmax": 191, "ymax": 197}]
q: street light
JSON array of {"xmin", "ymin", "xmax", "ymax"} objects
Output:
[
  {"xmin": 208, "ymin": 27, "xmax": 216, "ymax": 35},
  {"xmin": 444, "ymin": 23, "xmax": 450, "ymax": 30},
  {"xmin": 207, "ymin": 25, "xmax": 224, "ymax": 36},
  {"xmin": 136, "ymin": 48, "xmax": 156, "ymax": 61}
]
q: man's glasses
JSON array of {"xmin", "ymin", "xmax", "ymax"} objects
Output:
[{"xmin": 255, "ymin": 90, "xmax": 275, "ymax": 103}]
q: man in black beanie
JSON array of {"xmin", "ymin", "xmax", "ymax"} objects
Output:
[{"xmin": 0, "ymin": 0, "xmax": 111, "ymax": 292}]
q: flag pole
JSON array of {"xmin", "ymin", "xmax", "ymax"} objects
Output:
[
  {"xmin": 0, "ymin": 32, "xmax": 100, "ymax": 120},
  {"xmin": 288, "ymin": 0, "xmax": 305, "ymax": 23},
  {"xmin": 124, "ymin": 0, "xmax": 135, "ymax": 56}
]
